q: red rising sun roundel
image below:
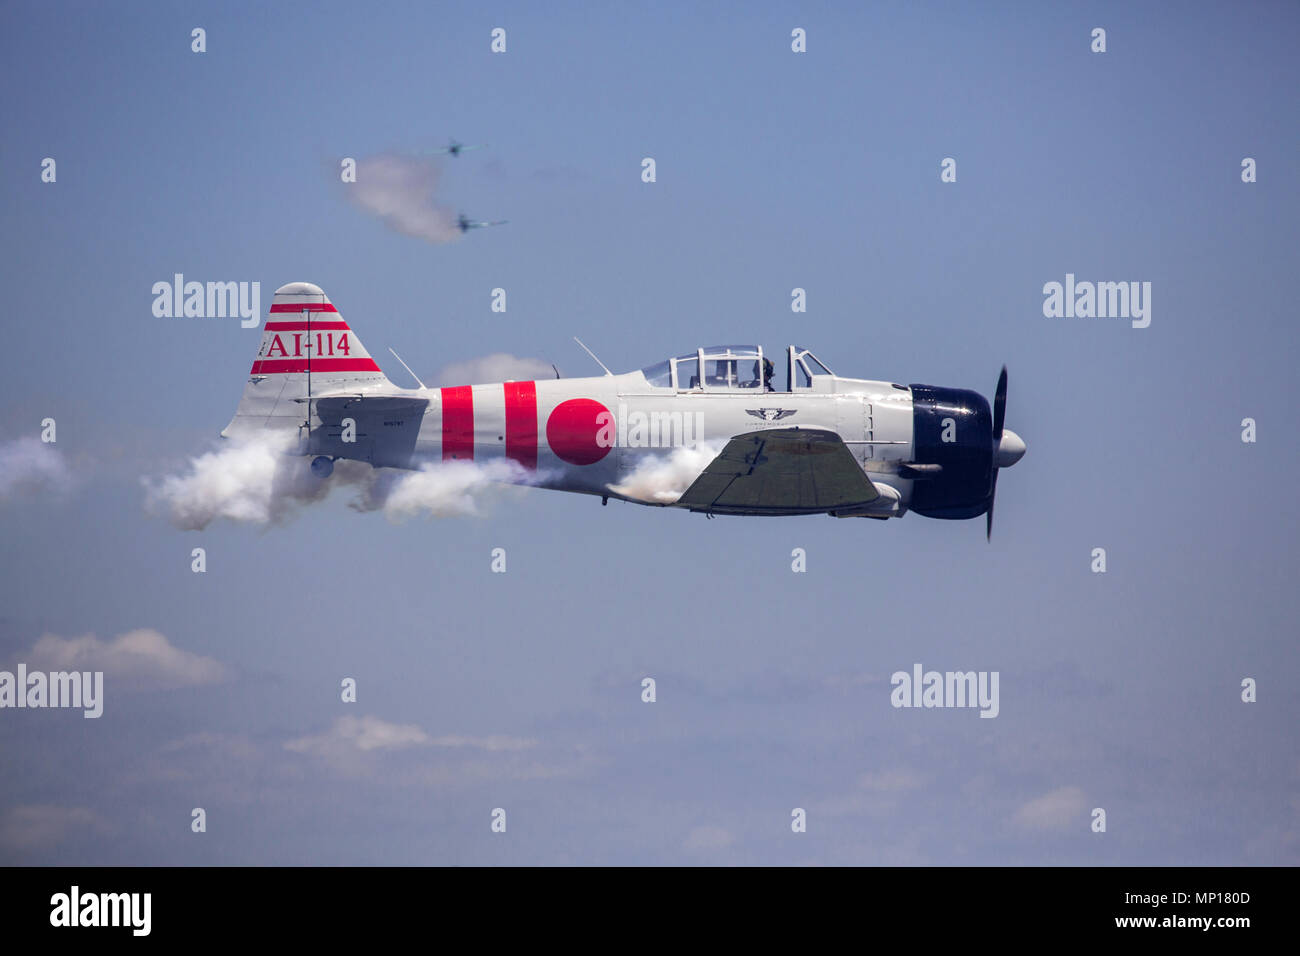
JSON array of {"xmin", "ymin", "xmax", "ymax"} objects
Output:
[{"xmin": 546, "ymin": 398, "xmax": 613, "ymax": 465}]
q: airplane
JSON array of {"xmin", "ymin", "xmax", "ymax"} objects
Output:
[
  {"xmin": 457, "ymin": 213, "xmax": 508, "ymax": 233},
  {"xmin": 434, "ymin": 139, "xmax": 486, "ymax": 157},
  {"xmin": 224, "ymin": 283, "xmax": 1027, "ymax": 536}
]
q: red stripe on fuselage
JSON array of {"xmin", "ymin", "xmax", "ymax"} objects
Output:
[
  {"xmin": 504, "ymin": 381, "xmax": 538, "ymax": 469},
  {"xmin": 441, "ymin": 386, "xmax": 474, "ymax": 461},
  {"xmin": 268, "ymin": 303, "xmax": 339, "ymax": 313}
]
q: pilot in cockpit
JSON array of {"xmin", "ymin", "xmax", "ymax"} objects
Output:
[{"xmin": 752, "ymin": 358, "xmax": 775, "ymax": 391}]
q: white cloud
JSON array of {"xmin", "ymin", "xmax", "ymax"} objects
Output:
[
  {"xmin": 435, "ymin": 353, "xmax": 557, "ymax": 387},
  {"xmin": 284, "ymin": 715, "xmax": 541, "ymax": 777},
  {"xmin": 0, "ymin": 805, "xmax": 108, "ymax": 851},
  {"xmin": 822, "ymin": 672, "xmax": 887, "ymax": 692},
  {"xmin": 1012, "ymin": 785, "xmax": 1088, "ymax": 832},
  {"xmin": 682, "ymin": 825, "xmax": 735, "ymax": 851},
  {"xmin": 428, "ymin": 734, "xmax": 536, "ymax": 752},
  {"xmin": 158, "ymin": 732, "xmax": 260, "ymax": 761},
  {"xmin": 0, "ymin": 437, "xmax": 71, "ymax": 500},
  {"xmin": 859, "ymin": 768, "xmax": 924, "ymax": 793},
  {"xmin": 814, "ymin": 769, "xmax": 926, "ymax": 819},
  {"xmin": 24, "ymin": 629, "xmax": 229, "ymax": 690},
  {"xmin": 285, "ymin": 714, "xmax": 431, "ymax": 761}
]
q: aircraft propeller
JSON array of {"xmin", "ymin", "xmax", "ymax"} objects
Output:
[{"xmin": 987, "ymin": 365, "xmax": 1026, "ymax": 540}]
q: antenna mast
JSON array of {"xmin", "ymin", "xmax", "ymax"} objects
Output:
[
  {"xmin": 303, "ymin": 306, "xmax": 313, "ymax": 430},
  {"xmin": 573, "ymin": 337, "xmax": 613, "ymax": 376}
]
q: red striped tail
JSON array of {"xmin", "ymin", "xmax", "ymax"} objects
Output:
[{"xmin": 223, "ymin": 282, "xmax": 393, "ymax": 438}]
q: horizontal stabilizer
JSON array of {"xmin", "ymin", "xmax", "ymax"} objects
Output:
[{"xmin": 307, "ymin": 396, "xmax": 429, "ymax": 468}]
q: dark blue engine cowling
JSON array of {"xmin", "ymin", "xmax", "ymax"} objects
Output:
[{"xmin": 908, "ymin": 384, "xmax": 994, "ymax": 519}]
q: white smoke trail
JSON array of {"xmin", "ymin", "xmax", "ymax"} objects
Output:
[
  {"xmin": 607, "ymin": 443, "xmax": 720, "ymax": 504},
  {"xmin": 346, "ymin": 154, "xmax": 460, "ymax": 243},
  {"xmin": 144, "ymin": 432, "xmax": 537, "ymax": 530},
  {"xmin": 366, "ymin": 459, "xmax": 533, "ymax": 520},
  {"xmin": 0, "ymin": 437, "xmax": 72, "ymax": 500},
  {"xmin": 144, "ymin": 432, "xmax": 323, "ymax": 530}
]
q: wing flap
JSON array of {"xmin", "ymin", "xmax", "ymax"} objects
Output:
[{"xmin": 677, "ymin": 428, "xmax": 879, "ymax": 515}]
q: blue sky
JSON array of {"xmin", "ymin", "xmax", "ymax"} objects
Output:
[{"xmin": 1, "ymin": 0, "xmax": 1297, "ymax": 864}]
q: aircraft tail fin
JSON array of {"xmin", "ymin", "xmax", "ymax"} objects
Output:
[{"xmin": 222, "ymin": 282, "xmax": 394, "ymax": 439}]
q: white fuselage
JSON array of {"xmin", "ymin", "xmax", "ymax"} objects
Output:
[{"xmin": 312, "ymin": 368, "xmax": 919, "ymax": 515}]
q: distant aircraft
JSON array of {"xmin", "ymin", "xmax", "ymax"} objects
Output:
[
  {"xmin": 434, "ymin": 139, "xmax": 486, "ymax": 157},
  {"xmin": 457, "ymin": 214, "xmax": 508, "ymax": 233},
  {"xmin": 225, "ymin": 283, "xmax": 1027, "ymax": 537}
]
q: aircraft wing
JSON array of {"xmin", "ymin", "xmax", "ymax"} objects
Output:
[{"xmin": 677, "ymin": 428, "xmax": 880, "ymax": 515}]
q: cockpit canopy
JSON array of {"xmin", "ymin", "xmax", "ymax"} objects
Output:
[{"xmin": 639, "ymin": 345, "xmax": 833, "ymax": 391}]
